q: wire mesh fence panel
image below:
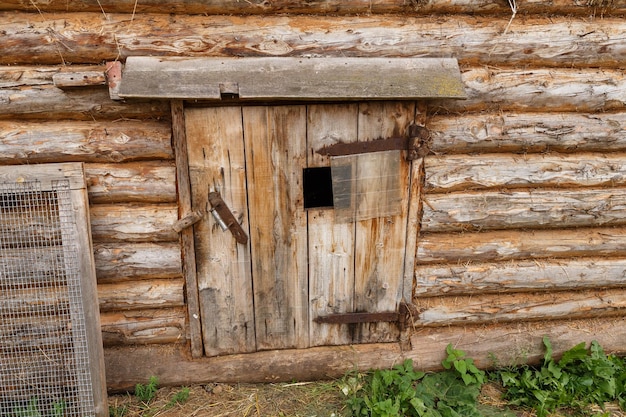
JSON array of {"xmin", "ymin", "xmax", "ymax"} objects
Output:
[{"xmin": 0, "ymin": 180, "xmax": 96, "ymax": 417}]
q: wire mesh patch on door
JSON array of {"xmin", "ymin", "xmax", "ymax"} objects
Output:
[{"xmin": 0, "ymin": 180, "xmax": 96, "ymax": 417}]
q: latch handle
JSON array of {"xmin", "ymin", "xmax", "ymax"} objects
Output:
[{"xmin": 208, "ymin": 191, "xmax": 249, "ymax": 245}]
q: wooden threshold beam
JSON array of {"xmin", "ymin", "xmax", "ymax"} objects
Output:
[{"xmin": 104, "ymin": 317, "xmax": 626, "ymax": 391}]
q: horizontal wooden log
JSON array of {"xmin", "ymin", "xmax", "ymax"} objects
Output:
[
  {"xmin": 0, "ymin": 65, "xmax": 106, "ymax": 88},
  {"xmin": 1, "ymin": 0, "xmax": 623, "ymax": 15},
  {"xmin": 97, "ymin": 278, "xmax": 185, "ymax": 311},
  {"xmin": 0, "ymin": 84, "xmax": 169, "ymax": 120},
  {"xmin": 438, "ymin": 67, "xmax": 626, "ymax": 113},
  {"xmin": 414, "ymin": 258, "xmax": 626, "ymax": 296},
  {"xmin": 414, "ymin": 288, "xmax": 626, "ymax": 327},
  {"xmin": 0, "ymin": 120, "xmax": 173, "ymax": 163},
  {"xmin": 2, "ymin": 71, "xmax": 624, "ymax": 118},
  {"xmin": 85, "ymin": 161, "xmax": 177, "ymax": 204},
  {"xmin": 93, "ymin": 242, "xmax": 182, "ymax": 281},
  {"xmin": 417, "ymin": 227, "xmax": 626, "ymax": 265},
  {"xmin": 422, "ymin": 187, "xmax": 626, "ymax": 232},
  {"xmin": 424, "ymin": 152, "xmax": 626, "ymax": 193},
  {"xmin": 103, "ymin": 317, "xmax": 626, "ymax": 389},
  {"xmin": 428, "ymin": 112, "xmax": 626, "ymax": 155},
  {"xmin": 100, "ymin": 307, "xmax": 186, "ymax": 347},
  {"xmin": 407, "ymin": 317, "xmax": 626, "ymax": 371},
  {"xmin": 1, "ymin": 13, "xmax": 624, "ymax": 68},
  {"xmin": 90, "ymin": 204, "xmax": 179, "ymax": 243}
]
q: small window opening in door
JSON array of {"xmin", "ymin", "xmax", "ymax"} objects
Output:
[{"xmin": 303, "ymin": 167, "xmax": 333, "ymax": 209}]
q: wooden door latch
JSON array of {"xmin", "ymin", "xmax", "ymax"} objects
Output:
[
  {"xmin": 172, "ymin": 210, "xmax": 204, "ymax": 233},
  {"xmin": 208, "ymin": 191, "xmax": 248, "ymax": 245}
]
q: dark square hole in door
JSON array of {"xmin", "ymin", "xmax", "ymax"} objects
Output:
[{"xmin": 303, "ymin": 167, "xmax": 333, "ymax": 209}]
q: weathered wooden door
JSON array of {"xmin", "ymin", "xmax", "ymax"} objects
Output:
[{"xmin": 185, "ymin": 102, "xmax": 419, "ymax": 357}]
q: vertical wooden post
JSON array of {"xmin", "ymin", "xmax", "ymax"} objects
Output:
[
  {"xmin": 171, "ymin": 100, "xmax": 204, "ymax": 358},
  {"xmin": 399, "ymin": 101, "xmax": 427, "ymax": 351},
  {"xmin": 402, "ymin": 101, "xmax": 427, "ymax": 304}
]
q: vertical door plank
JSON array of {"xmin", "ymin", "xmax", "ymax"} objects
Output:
[
  {"xmin": 354, "ymin": 101, "xmax": 415, "ymax": 343},
  {"xmin": 243, "ymin": 106, "xmax": 309, "ymax": 350},
  {"xmin": 307, "ymin": 104, "xmax": 358, "ymax": 346},
  {"xmin": 185, "ymin": 107, "xmax": 256, "ymax": 357}
]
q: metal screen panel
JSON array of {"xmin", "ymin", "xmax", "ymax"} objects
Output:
[{"xmin": 0, "ymin": 180, "xmax": 96, "ymax": 417}]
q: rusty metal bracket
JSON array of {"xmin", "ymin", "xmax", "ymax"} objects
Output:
[
  {"xmin": 406, "ymin": 124, "xmax": 431, "ymax": 160},
  {"xmin": 316, "ymin": 124, "xmax": 431, "ymax": 160},
  {"xmin": 208, "ymin": 191, "xmax": 248, "ymax": 245}
]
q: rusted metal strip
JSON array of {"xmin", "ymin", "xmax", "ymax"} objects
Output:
[
  {"xmin": 316, "ymin": 125, "xmax": 430, "ymax": 159},
  {"xmin": 314, "ymin": 311, "xmax": 400, "ymax": 324},
  {"xmin": 314, "ymin": 302, "xmax": 417, "ymax": 326},
  {"xmin": 317, "ymin": 136, "xmax": 407, "ymax": 156}
]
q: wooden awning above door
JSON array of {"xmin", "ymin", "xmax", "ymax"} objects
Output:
[{"xmin": 117, "ymin": 57, "xmax": 466, "ymax": 101}]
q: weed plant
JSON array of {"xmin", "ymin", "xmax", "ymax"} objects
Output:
[
  {"xmin": 109, "ymin": 377, "xmax": 191, "ymax": 416},
  {"xmin": 341, "ymin": 339, "xmax": 626, "ymax": 417},
  {"xmin": 134, "ymin": 376, "xmax": 159, "ymax": 405},
  {"xmin": 493, "ymin": 336, "xmax": 626, "ymax": 417},
  {"xmin": 341, "ymin": 344, "xmax": 490, "ymax": 417}
]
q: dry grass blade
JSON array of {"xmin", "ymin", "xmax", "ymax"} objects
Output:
[
  {"xmin": 109, "ymin": 382, "xmax": 347, "ymax": 417},
  {"xmin": 109, "ymin": 380, "xmax": 626, "ymax": 417}
]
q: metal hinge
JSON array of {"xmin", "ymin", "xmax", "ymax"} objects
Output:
[
  {"xmin": 314, "ymin": 302, "xmax": 416, "ymax": 328},
  {"xmin": 315, "ymin": 124, "xmax": 431, "ymax": 161}
]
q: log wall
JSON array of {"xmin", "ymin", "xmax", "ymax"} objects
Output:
[
  {"xmin": 1, "ymin": 0, "xmax": 625, "ymax": 388},
  {"xmin": 0, "ymin": 65, "xmax": 186, "ymax": 349},
  {"xmin": 1, "ymin": 0, "xmax": 624, "ymax": 15}
]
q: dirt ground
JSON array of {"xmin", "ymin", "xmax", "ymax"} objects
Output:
[{"xmin": 107, "ymin": 381, "xmax": 626, "ymax": 417}]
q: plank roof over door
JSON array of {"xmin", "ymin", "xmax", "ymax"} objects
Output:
[{"xmin": 117, "ymin": 57, "xmax": 466, "ymax": 101}]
